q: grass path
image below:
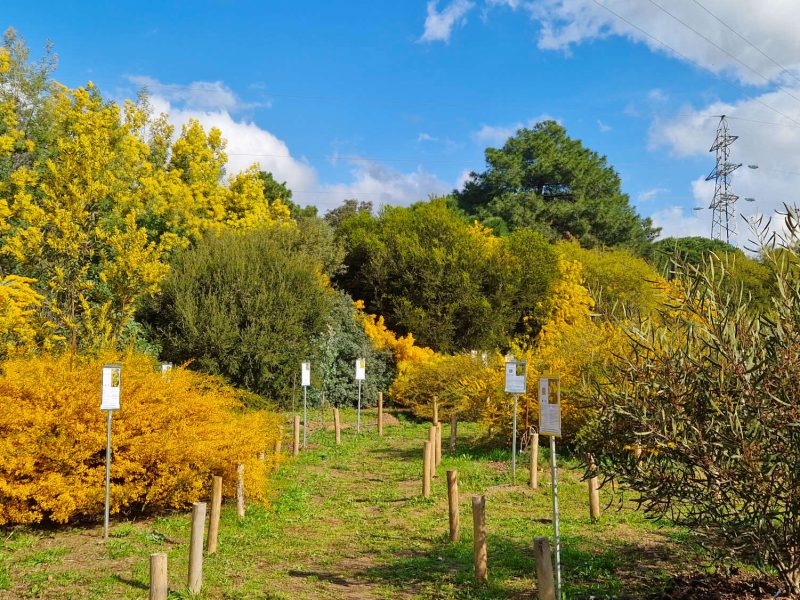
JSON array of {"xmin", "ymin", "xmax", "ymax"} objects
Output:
[{"xmin": 0, "ymin": 409, "xmax": 697, "ymax": 599}]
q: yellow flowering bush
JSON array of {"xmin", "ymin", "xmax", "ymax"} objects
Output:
[{"xmin": 0, "ymin": 352, "xmax": 280, "ymax": 525}]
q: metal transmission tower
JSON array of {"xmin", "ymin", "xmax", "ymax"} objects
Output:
[{"xmin": 705, "ymin": 115, "xmax": 742, "ymax": 245}]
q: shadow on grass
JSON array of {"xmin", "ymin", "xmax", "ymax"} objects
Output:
[{"xmin": 353, "ymin": 531, "xmax": 680, "ymax": 599}]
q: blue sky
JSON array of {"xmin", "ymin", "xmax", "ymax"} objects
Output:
[{"xmin": 5, "ymin": 0, "xmax": 800, "ymax": 240}]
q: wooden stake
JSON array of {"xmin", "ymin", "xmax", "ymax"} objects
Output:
[
  {"xmin": 207, "ymin": 475, "xmax": 222, "ymax": 554},
  {"xmin": 149, "ymin": 552, "xmax": 168, "ymax": 600},
  {"xmin": 472, "ymin": 495, "xmax": 488, "ymax": 583},
  {"xmin": 273, "ymin": 429, "xmax": 282, "ymax": 473},
  {"xmin": 530, "ymin": 432, "xmax": 539, "ymax": 489},
  {"xmin": 435, "ymin": 423, "xmax": 442, "ymax": 467},
  {"xmin": 188, "ymin": 502, "xmax": 206, "ymax": 594},
  {"xmin": 588, "ymin": 457, "xmax": 600, "ymax": 522},
  {"xmin": 333, "ymin": 407, "xmax": 341, "ymax": 445},
  {"xmin": 428, "ymin": 425, "xmax": 437, "ymax": 477},
  {"xmin": 293, "ymin": 416, "xmax": 300, "ymax": 456},
  {"xmin": 422, "ymin": 441, "xmax": 432, "ymax": 498},
  {"xmin": 377, "ymin": 392, "xmax": 384, "ymax": 436},
  {"xmin": 433, "ymin": 396, "xmax": 439, "ymax": 425},
  {"xmin": 533, "ymin": 537, "xmax": 556, "ymax": 600},
  {"xmin": 236, "ymin": 464, "xmax": 245, "ymax": 519},
  {"xmin": 449, "ymin": 414, "xmax": 457, "ymax": 451},
  {"xmin": 447, "ymin": 470, "xmax": 459, "ymax": 542}
]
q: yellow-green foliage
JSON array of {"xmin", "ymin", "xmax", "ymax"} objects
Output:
[
  {"xmin": 0, "ymin": 352, "xmax": 280, "ymax": 525},
  {"xmin": 558, "ymin": 241, "xmax": 668, "ymax": 317},
  {"xmin": 390, "ymin": 353, "xmax": 499, "ymax": 422}
]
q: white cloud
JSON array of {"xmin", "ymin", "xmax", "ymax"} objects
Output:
[
  {"xmin": 649, "ymin": 88, "xmax": 800, "ymax": 241},
  {"xmin": 456, "ymin": 168, "xmax": 475, "ymax": 191},
  {"xmin": 650, "ymin": 205, "xmax": 709, "ymax": 239},
  {"xmin": 498, "ymin": 1, "xmax": 800, "ymax": 85},
  {"xmin": 472, "ymin": 114, "xmax": 558, "ymax": 144},
  {"xmin": 597, "ymin": 119, "xmax": 612, "ymax": 132},
  {"xmin": 417, "ymin": 132, "xmax": 439, "ymax": 142},
  {"xmin": 637, "ymin": 187, "xmax": 668, "ymax": 203},
  {"xmin": 647, "ymin": 88, "xmax": 668, "ymax": 103},
  {"xmin": 319, "ymin": 158, "xmax": 452, "ymax": 212},
  {"xmin": 127, "ymin": 75, "xmax": 268, "ymax": 112},
  {"xmin": 419, "ymin": 0, "xmax": 476, "ymax": 43},
  {"xmin": 138, "ymin": 76, "xmax": 466, "ymax": 214}
]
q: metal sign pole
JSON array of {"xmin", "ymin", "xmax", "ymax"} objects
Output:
[
  {"xmin": 512, "ymin": 393, "xmax": 518, "ymax": 483},
  {"xmin": 104, "ymin": 410, "xmax": 112, "ymax": 539},
  {"xmin": 550, "ymin": 434, "xmax": 562, "ymax": 598},
  {"xmin": 357, "ymin": 379, "xmax": 362, "ymax": 433},
  {"xmin": 303, "ymin": 386, "xmax": 308, "ymax": 448}
]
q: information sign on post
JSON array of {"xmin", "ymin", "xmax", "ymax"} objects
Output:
[
  {"xmin": 158, "ymin": 362, "xmax": 173, "ymax": 380},
  {"xmin": 355, "ymin": 358, "xmax": 365, "ymax": 432},
  {"xmin": 504, "ymin": 360, "xmax": 527, "ymax": 394},
  {"xmin": 538, "ymin": 377, "xmax": 561, "ymax": 436},
  {"xmin": 101, "ymin": 364, "xmax": 122, "ymax": 410},
  {"xmin": 539, "ymin": 376, "xmax": 563, "ymax": 599},
  {"xmin": 301, "ymin": 362, "xmax": 310, "ymax": 447},
  {"xmin": 101, "ymin": 364, "xmax": 121, "ymax": 540},
  {"xmin": 504, "ymin": 359, "xmax": 526, "ymax": 481}
]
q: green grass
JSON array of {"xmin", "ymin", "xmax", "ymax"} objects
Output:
[{"xmin": 0, "ymin": 408, "xmax": 700, "ymax": 598}]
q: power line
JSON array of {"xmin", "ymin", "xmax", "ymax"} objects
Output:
[
  {"xmin": 588, "ymin": 0, "xmax": 800, "ymax": 128},
  {"xmin": 645, "ymin": 0, "xmax": 800, "ymax": 110},
  {"xmin": 689, "ymin": 0, "xmax": 800, "ymax": 88}
]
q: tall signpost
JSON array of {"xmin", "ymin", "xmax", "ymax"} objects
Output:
[
  {"xmin": 504, "ymin": 357, "xmax": 527, "ymax": 482},
  {"xmin": 539, "ymin": 376, "xmax": 562, "ymax": 599},
  {"xmin": 101, "ymin": 364, "xmax": 122, "ymax": 539},
  {"xmin": 301, "ymin": 361, "xmax": 311, "ymax": 447},
  {"xmin": 355, "ymin": 357, "xmax": 365, "ymax": 433}
]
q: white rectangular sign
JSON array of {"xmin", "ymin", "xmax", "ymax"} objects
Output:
[
  {"xmin": 301, "ymin": 361, "xmax": 311, "ymax": 387},
  {"xmin": 539, "ymin": 377, "xmax": 561, "ymax": 436},
  {"xmin": 355, "ymin": 357, "xmax": 366, "ymax": 381},
  {"xmin": 504, "ymin": 360, "xmax": 527, "ymax": 394},
  {"xmin": 101, "ymin": 364, "xmax": 121, "ymax": 410}
]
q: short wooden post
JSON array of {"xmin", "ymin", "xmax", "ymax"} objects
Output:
[
  {"xmin": 447, "ymin": 470, "xmax": 459, "ymax": 542},
  {"xmin": 333, "ymin": 407, "xmax": 341, "ymax": 445},
  {"xmin": 236, "ymin": 464, "xmax": 245, "ymax": 518},
  {"xmin": 435, "ymin": 423, "xmax": 442, "ymax": 467},
  {"xmin": 273, "ymin": 429, "xmax": 282, "ymax": 473},
  {"xmin": 449, "ymin": 414, "xmax": 457, "ymax": 451},
  {"xmin": 530, "ymin": 432, "xmax": 539, "ymax": 489},
  {"xmin": 472, "ymin": 495, "xmax": 488, "ymax": 582},
  {"xmin": 422, "ymin": 441, "xmax": 432, "ymax": 498},
  {"xmin": 588, "ymin": 457, "xmax": 600, "ymax": 522},
  {"xmin": 428, "ymin": 425, "xmax": 437, "ymax": 477},
  {"xmin": 377, "ymin": 392, "xmax": 384, "ymax": 436},
  {"xmin": 187, "ymin": 501, "xmax": 206, "ymax": 594},
  {"xmin": 293, "ymin": 416, "xmax": 300, "ymax": 456},
  {"xmin": 149, "ymin": 552, "xmax": 168, "ymax": 600},
  {"xmin": 207, "ymin": 475, "xmax": 222, "ymax": 554},
  {"xmin": 433, "ymin": 396, "xmax": 439, "ymax": 425},
  {"xmin": 533, "ymin": 537, "xmax": 556, "ymax": 600}
]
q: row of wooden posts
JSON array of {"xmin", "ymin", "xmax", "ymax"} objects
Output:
[
  {"xmin": 148, "ymin": 396, "xmax": 386, "ymax": 598},
  {"xmin": 148, "ymin": 456, "xmax": 267, "ymax": 598},
  {"xmin": 422, "ymin": 399, "xmax": 602, "ymax": 598},
  {"xmin": 291, "ymin": 392, "xmax": 386, "ymax": 454},
  {"xmin": 148, "ymin": 394, "xmax": 600, "ymax": 598}
]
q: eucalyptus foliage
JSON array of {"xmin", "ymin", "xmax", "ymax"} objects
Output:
[{"xmin": 580, "ymin": 217, "xmax": 800, "ymax": 592}]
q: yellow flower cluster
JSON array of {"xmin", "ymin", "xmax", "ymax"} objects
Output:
[
  {"xmin": 0, "ymin": 77, "xmax": 294, "ymax": 352},
  {"xmin": 355, "ymin": 300, "xmax": 435, "ymax": 363},
  {"xmin": 0, "ymin": 353, "xmax": 280, "ymax": 525}
]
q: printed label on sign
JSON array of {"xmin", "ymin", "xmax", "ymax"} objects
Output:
[
  {"xmin": 504, "ymin": 360, "xmax": 527, "ymax": 394},
  {"xmin": 355, "ymin": 358, "xmax": 366, "ymax": 381},
  {"xmin": 301, "ymin": 361, "xmax": 311, "ymax": 387},
  {"xmin": 101, "ymin": 364, "xmax": 121, "ymax": 410},
  {"xmin": 538, "ymin": 377, "xmax": 561, "ymax": 436}
]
